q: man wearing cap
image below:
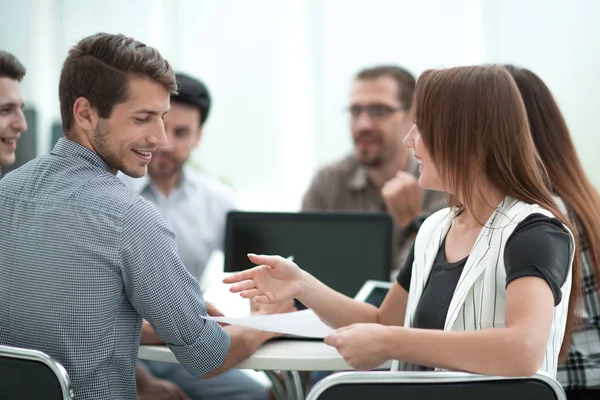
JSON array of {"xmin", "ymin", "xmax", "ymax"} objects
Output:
[{"xmin": 128, "ymin": 73, "xmax": 272, "ymax": 400}]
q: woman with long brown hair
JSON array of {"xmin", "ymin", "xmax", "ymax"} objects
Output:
[
  {"xmin": 224, "ymin": 65, "xmax": 578, "ymax": 377},
  {"xmin": 505, "ymin": 64, "xmax": 600, "ymax": 399}
]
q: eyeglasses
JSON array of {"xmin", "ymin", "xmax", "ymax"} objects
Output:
[{"xmin": 347, "ymin": 104, "xmax": 408, "ymax": 121}]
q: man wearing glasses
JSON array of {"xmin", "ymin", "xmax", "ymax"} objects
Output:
[{"xmin": 302, "ymin": 66, "xmax": 446, "ymax": 279}]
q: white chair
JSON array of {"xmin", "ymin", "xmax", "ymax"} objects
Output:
[
  {"xmin": 0, "ymin": 344, "xmax": 73, "ymax": 399},
  {"xmin": 306, "ymin": 370, "xmax": 566, "ymax": 400}
]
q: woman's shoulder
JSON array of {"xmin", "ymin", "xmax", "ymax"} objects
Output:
[{"xmin": 497, "ymin": 196, "xmax": 559, "ymax": 223}]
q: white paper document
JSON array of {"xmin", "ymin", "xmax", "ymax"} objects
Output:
[{"xmin": 201, "ymin": 309, "xmax": 334, "ymax": 338}]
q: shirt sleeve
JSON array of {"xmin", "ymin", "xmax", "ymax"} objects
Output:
[
  {"xmin": 119, "ymin": 198, "xmax": 231, "ymax": 377},
  {"xmin": 504, "ymin": 213, "xmax": 572, "ymax": 306},
  {"xmin": 396, "ymin": 242, "xmax": 416, "ymax": 291}
]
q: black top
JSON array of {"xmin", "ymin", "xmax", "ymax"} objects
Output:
[{"xmin": 397, "ymin": 214, "xmax": 572, "ymax": 331}]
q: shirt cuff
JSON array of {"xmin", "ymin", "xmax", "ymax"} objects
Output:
[{"xmin": 167, "ymin": 320, "xmax": 231, "ymax": 377}]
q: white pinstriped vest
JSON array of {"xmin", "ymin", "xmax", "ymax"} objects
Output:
[{"xmin": 395, "ymin": 196, "xmax": 574, "ymax": 376}]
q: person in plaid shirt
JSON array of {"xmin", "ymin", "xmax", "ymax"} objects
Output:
[{"xmin": 506, "ymin": 65, "xmax": 600, "ymax": 400}]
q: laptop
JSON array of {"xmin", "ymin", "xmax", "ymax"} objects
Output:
[{"xmin": 224, "ymin": 211, "xmax": 393, "ymax": 317}]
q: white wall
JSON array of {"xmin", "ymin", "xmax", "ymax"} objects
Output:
[
  {"xmin": 1, "ymin": 0, "xmax": 599, "ymax": 210},
  {"xmin": 482, "ymin": 0, "xmax": 600, "ymax": 187}
]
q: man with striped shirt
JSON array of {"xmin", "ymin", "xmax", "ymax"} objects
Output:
[{"xmin": 0, "ymin": 33, "xmax": 277, "ymax": 400}]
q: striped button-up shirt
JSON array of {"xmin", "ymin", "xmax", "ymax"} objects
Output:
[
  {"xmin": 0, "ymin": 138, "xmax": 230, "ymax": 400},
  {"xmin": 120, "ymin": 167, "xmax": 236, "ymax": 281}
]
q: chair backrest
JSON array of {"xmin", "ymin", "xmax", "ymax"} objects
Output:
[
  {"xmin": 306, "ymin": 371, "xmax": 566, "ymax": 400},
  {"xmin": 0, "ymin": 344, "xmax": 73, "ymax": 400}
]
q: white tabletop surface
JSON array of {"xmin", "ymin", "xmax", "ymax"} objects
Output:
[
  {"xmin": 139, "ymin": 340, "xmax": 393, "ymax": 371},
  {"xmin": 141, "ymin": 271, "xmax": 393, "ymax": 372}
]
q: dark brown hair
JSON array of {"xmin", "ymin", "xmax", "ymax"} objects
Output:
[
  {"xmin": 505, "ymin": 64, "xmax": 599, "ymax": 348},
  {"xmin": 413, "ymin": 65, "xmax": 580, "ymax": 360},
  {"xmin": 0, "ymin": 50, "xmax": 26, "ymax": 81},
  {"xmin": 59, "ymin": 33, "xmax": 177, "ymax": 133},
  {"xmin": 356, "ymin": 65, "xmax": 415, "ymax": 109}
]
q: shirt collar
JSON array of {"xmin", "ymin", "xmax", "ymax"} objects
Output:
[
  {"xmin": 142, "ymin": 165, "xmax": 197, "ymax": 199},
  {"xmin": 347, "ymin": 157, "xmax": 369, "ymax": 191},
  {"xmin": 51, "ymin": 137, "xmax": 113, "ymax": 174},
  {"xmin": 346, "ymin": 153, "xmax": 420, "ymax": 191}
]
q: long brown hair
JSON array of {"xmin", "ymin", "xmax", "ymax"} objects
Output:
[
  {"xmin": 505, "ymin": 64, "xmax": 600, "ymax": 347},
  {"xmin": 413, "ymin": 65, "xmax": 580, "ymax": 360}
]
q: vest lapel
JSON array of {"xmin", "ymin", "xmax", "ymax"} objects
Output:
[
  {"xmin": 408, "ymin": 211, "xmax": 454, "ymax": 325},
  {"xmin": 443, "ymin": 197, "xmax": 515, "ymax": 331}
]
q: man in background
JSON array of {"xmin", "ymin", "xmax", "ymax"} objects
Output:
[
  {"xmin": 302, "ymin": 66, "xmax": 446, "ymax": 278},
  {"xmin": 138, "ymin": 73, "xmax": 234, "ymax": 281},
  {"xmin": 0, "ymin": 50, "xmax": 27, "ymax": 177},
  {"xmin": 129, "ymin": 73, "xmax": 270, "ymax": 400}
]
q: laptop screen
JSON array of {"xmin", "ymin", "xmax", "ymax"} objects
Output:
[{"xmin": 224, "ymin": 211, "xmax": 393, "ymax": 299}]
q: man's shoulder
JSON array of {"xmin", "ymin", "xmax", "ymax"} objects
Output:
[
  {"xmin": 117, "ymin": 172, "xmax": 148, "ymax": 193},
  {"xmin": 312, "ymin": 155, "xmax": 359, "ymax": 182},
  {"xmin": 0, "ymin": 157, "xmax": 152, "ymax": 221},
  {"xmin": 186, "ymin": 168, "xmax": 236, "ymax": 204},
  {"xmin": 73, "ymin": 173, "xmax": 151, "ymax": 217}
]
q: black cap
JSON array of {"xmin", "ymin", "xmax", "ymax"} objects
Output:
[{"xmin": 172, "ymin": 73, "xmax": 211, "ymax": 124}]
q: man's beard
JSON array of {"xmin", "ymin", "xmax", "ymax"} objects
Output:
[
  {"xmin": 93, "ymin": 122, "xmax": 132, "ymax": 176},
  {"xmin": 356, "ymin": 148, "xmax": 383, "ymax": 167},
  {"xmin": 148, "ymin": 153, "xmax": 184, "ymax": 179},
  {"xmin": 354, "ymin": 139, "xmax": 383, "ymax": 167}
]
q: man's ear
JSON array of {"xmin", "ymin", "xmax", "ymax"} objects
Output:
[{"xmin": 72, "ymin": 97, "xmax": 98, "ymax": 132}]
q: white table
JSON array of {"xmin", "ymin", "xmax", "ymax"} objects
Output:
[
  {"xmin": 139, "ymin": 340, "xmax": 393, "ymax": 400},
  {"xmin": 139, "ymin": 339, "xmax": 393, "ymax": 371}
]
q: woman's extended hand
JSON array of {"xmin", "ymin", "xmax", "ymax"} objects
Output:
[{"xmin": 223, "ymin": 254, "xmax": 306, "ymax": 304}]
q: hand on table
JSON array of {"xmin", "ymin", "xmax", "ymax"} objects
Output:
[
  {"xmin": 251, "ymin": 298, "xmax": 297, "ymax": 340},
  {"xmin": 381, "ymin": 171, "xmax": 422, "ymax": 229},
  {"xmin": 251, "ymin": 299, "xmax": 297, "ymax": 316},
  {"xmin": 224, "ymin": 254, "xmax": 305, "ymax": 304},
  {"xmin": 324, "ymin": 323, "xmax": 391, "ymax": 371}
]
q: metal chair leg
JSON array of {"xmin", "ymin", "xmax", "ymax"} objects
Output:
[{"xmin": 265, "ymin": 370, "xmax": 287, "ymax": 400}]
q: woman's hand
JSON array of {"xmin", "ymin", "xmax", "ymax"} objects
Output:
[
  {"xmin": 324, "ymin": 323, "xmax": 392, "ymax": 371},
  {"xmin": 223, "ymin": 254, "xmax": 305, "ymax": 304}
]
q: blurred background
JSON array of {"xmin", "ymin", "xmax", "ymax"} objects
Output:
[{"xmin": 2, "ymin": 0, "xmax": 599, "ymax": 210}]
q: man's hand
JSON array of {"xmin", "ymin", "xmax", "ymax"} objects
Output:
[
  {"xmin": 251, "ymin": 299, "xmax": 296, "ymax": 340},
  {"xmin": 140, "ymin": 320, "xmax": 163, "ymax": 345},
  {"xmin": 381, "ymin": 171, "xmax": 422, "ymax": 229},
  {"xmin": 137, "ymin": 377, "xmax": 190, "ymax": 400},
  {"xmin": 251, "ymin": 299, "xmax": 296, "ymax": 316},
  {"xmin": 206, "ymin": 301, "xmax": 225, "ymax": 317}
]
